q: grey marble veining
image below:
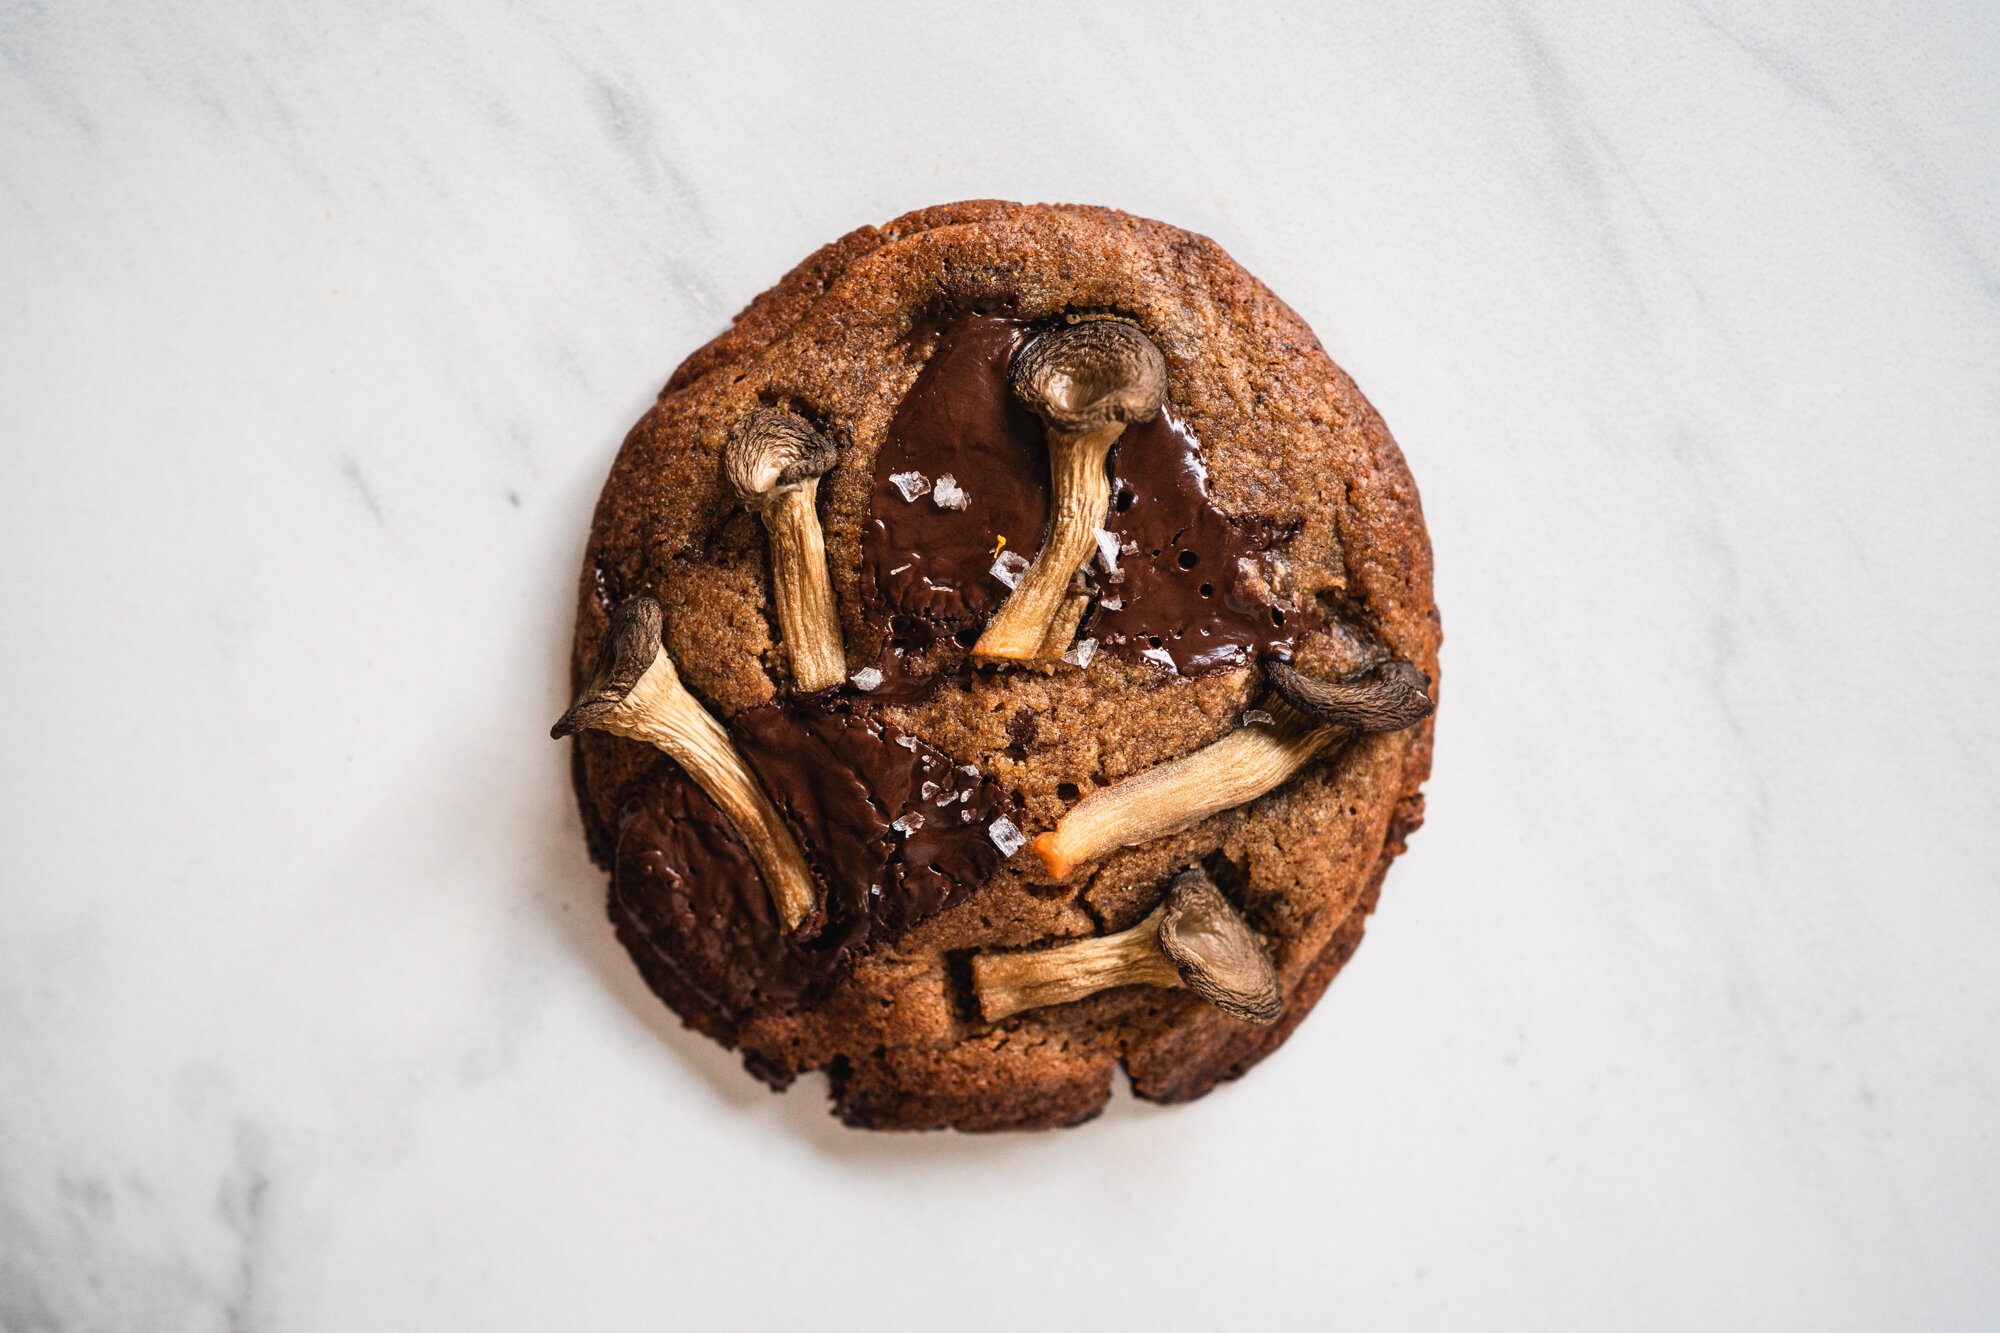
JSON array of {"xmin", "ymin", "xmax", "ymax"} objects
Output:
[{"xmin": 2, "ymin": 2, "xmax": 1996, "ymax": 1328}]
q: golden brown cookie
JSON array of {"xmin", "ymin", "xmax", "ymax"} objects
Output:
[{"xmin": 558, "ymin": 200, "xmax": 1439, "ymax": 1131}]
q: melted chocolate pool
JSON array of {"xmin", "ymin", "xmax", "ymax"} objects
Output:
[
  {"xmin": 860, "ymin": 313, "xmax": 1311, "ymax": 677},
  {"xmin": 613, "ymin": 698, "xmax": 1017, "ymax": 1019}
]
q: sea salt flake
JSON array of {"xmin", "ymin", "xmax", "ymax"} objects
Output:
[
  {"xmin": 1120, "ymin": 540, "xmax": 1140, "ymax": 556},
  {"xmin": 850, "ymin": 667, "xmax": 884, "ymax": 692},
  {"xmin": 987, "ymin": 817, "xmax": 1027, "ymax": 857},
  {"xmin": 1062, "ymin": 637, "xmax": 1099, "ymax": 668},
  {"xmin": 920, "ymin": 780, "xmax": 939, "ymax": 801},
  {"xmin": 1241, "ymin": 708, "xmax": 1275, "ymax": 727},
  {"xmin": 1100, "ymin": 596, "xmax": 1124, "ymax": 611},
  {"xmin": 892, "ymin": 810, "xmax": 925, "ymax": 834},
  {"xmin": 889, "ymin": 471, "xmax": 931, "ymax": 501},
  {"xmin": 1141, "ymin": 646, "xmax": 1177, "ymax": 671},
  {"xmin": 990, "ymin": 550, "xmax": 1031, "ymax": 589},
  {"xmin": 931, "ymin": 474, "xmax": 969, "ymax": 510},
  {"xmin": 1093, "ymin": 528, "xmax": 1121, "ymax": 573},
  {"xmin": 894, "ymin": 733, "xmax": 918, "ymax": 751},
  {"xmin": 1106, "ymin": 568, "xmax": 1126, "ymax": 585}
]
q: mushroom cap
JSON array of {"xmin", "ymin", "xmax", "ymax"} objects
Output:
[
  {"xmin": 551, "ymin": 596, "xmax": 666, "ymax": 738},
  {"xmin": 1267, "ymin": 659, "xmax": 1434, "ymax": 733},
  {"xmin": 1157, "ymin": 868, "xmax": 1281, "ymax": 1024},
  {"xmin": 723, "ymin": 410, "xmax": 839, "ymax": 505},
  {"xmin": 1009, "ymin": 319, "xmax": 1168, "ymax": 434}
]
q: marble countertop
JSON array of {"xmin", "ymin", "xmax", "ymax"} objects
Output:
[{"xmin": 4, "ymin": 3, "xmax": 1996, "ymax": 1328}]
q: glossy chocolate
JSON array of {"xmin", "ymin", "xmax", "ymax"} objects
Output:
[
  {"xmin": 860, "ymin": 312, "xmax": 1312, "ymax": 677},
  {"xmin": 612, "ymin": 700, "xmax": 1016, "ymax": 1020}
]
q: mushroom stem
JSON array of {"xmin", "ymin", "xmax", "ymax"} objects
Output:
[
  {"xmin": 1030, "ymin": 704, "xmax": 1336, "ymax": 882},
  {"xmin": 723, "ymin": 410, "xmax": 846, "ymax": 692},
  {"xmin": 1034, "ymin": 576, "xmax": 1095, "ymax": 665},
  {"xmin": 761, "ymin": 480, "xmax": 845, "ymax": 691},
  {"xmin": 971, "ymin": 867, "xmax": 1280, "ymax": 1023},
  {"xmin": 976, "ymin": 428, "xmax": 1119, "ymax": 662},
  {"xmin": 553, "ymin": 598, "xmax": 819, "ymax": 931},
  {"xmin": 973, "ymin": 319, "xmax": 1167, "ymax": 666},
  {"xmin": 971, "ymin": 903, "xmax": 1181, "ymax": 1021},
  {"xmin": 1029, "ymin": 659, "xmax": 1434, "ymax": 881}
]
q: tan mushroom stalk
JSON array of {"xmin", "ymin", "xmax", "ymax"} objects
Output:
[
  {"xmin": 724, "ymin": 410, "xmax": 846, "ymax": 692},
  {"xmin": 552, "ymin": 596, "xmax": 819, "ymax": 931},
  {"xmin": 973, "ymin": 319, "xmax": 1167, "ymax": 665},
  {"xmin": 971, "ymin": 867, "xmax": 1280, "ymax": 1023},
  {"xmin": 1034, "ymin": 571, "xmax": 1095, "ymax": 663},
  {"xmin": 1030, "ymin": 660, "xmax": 1434, "ymax": 881}
]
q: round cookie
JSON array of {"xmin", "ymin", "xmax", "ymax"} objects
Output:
[{"xmin": 559, "ymin": 200, "xmax": 1439, "ymax": 1131}]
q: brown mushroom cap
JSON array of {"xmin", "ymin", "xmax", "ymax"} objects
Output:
[
  {"xmin": 1266, "ymin": 659, "xmax": 1434, "ymax": 733},
  {"xmin": 552, "ymin": 596, "xmax": 666, "ymax": 739},
  {"xmin": 723, "ymin": 409, "xmax": 838, "ymax": 505},
  {"xmin": 1009, "ymin": 319, "xmax": 1168, "ymax": 435},
  {"xmin": 1157, "ymin": 867, "xmax": 1281, "ymax": 1024}
]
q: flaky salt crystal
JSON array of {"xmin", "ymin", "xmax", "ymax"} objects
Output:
[
  {"xmin": 987, "ymin": 817, "xmax": 1027, "ymax": 856},
  {"xmin": 959, "ymin": 764, "xmax": 980, "ymax": 777},
  {"xmin": 1241, "ymin": 708, "xmax": 1275, "ymax": 727},
  {"xmin": 892, "ymin": 810, "xmax": 925, "ymax": 834},
  {"xmin": 920, "ymin": 780, "xmax": 939, "ymax": 801},
  {"xmin": 1093, "ymin": 528, "xmax": 1121, "ymax": 573},
  {"xmin": 1062, "ymin": 637, "xmax": 1098, "ymax": 668},
  {"xmin": 1100, "ymin": 596, "xmax": 1124, "ymax": 611},
  {"xmin": 889, "ymin": 471, "xmax": 931, "ymax": 501},
  {"xmin": 1141, "ymin": 646, "xmax": 1176, "ymax": 671},
  {"xmin": 850, "ymin": 667, "xmax": 883, "ymax": 691},
  {"xmin": 990, "ymin": 550, "xmax": 1031, "ymax": 589},
  {"xmin": 894, "ymin": 733, "xmax": 917, "ymax": 750},
  {"xmin": 931, "ymin": 474, "xmax": 969, "ymax": 509}
]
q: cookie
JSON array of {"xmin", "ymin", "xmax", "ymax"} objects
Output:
[{"xmin": 555, "ymin": 201, "xmax": 1439, "ymax": 1131}]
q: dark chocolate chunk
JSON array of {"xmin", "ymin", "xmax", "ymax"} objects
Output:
[
  {"xmin": 611, "ymin": 700, "xmax": 1017, "ymax": 1022},
  {"xmin": 859, "ymin": 311, "xmax": 1315, "ymax": 676}
]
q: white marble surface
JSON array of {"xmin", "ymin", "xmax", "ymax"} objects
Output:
[{"xmin": 3, "ymin": 2, "xmax": 1997, "ymax": 1328}]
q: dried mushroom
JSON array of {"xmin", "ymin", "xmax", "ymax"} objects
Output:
[
  {"xmin": 1030, "ymin": 659, "xmax": 1433, "ymax": 881},
  {"xmin": 552, "ymin": 596, "xmax": 819, "ymax": 931},
  {"xmin": 971, "ymin": 867, "xmax": 1280, "ymax": 1023},
  {"xmin": 973, "ymin": 319, "xmax": 1167, "ymax": 665},
  {"xmin": 723, "ymin": 410, "xmax": 847, "ymax": 693}
]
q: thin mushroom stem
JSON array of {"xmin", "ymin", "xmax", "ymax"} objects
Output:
[
  {"xmin": 759, "ymin": 479, "xmax": 845, "ymax": 691},
  {"xmin": 971, "ymin": 867, "xmax": 1280, "ymax": 1023},
  {"xmin": 1033, "ymin": 574, "xmax": 1095, "ymax": 665},
  {"xmin": 1029, "ymin": 659, "xmax": 1435, "ymax": 882},
  {"xmin": 553, "ymin": 598, "xmax": 819, "ymax": 931},
  {"xmin": 975, "ymin": 424, "xmax": 1119, "ymax": 661},
  {"xmin": 1030, "ymin": 703, "xmax": 1336, "ymax": 882},
  {"xmin": 971, "ymin": 903, "xmax": 1180, "ymax": 1022}
]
